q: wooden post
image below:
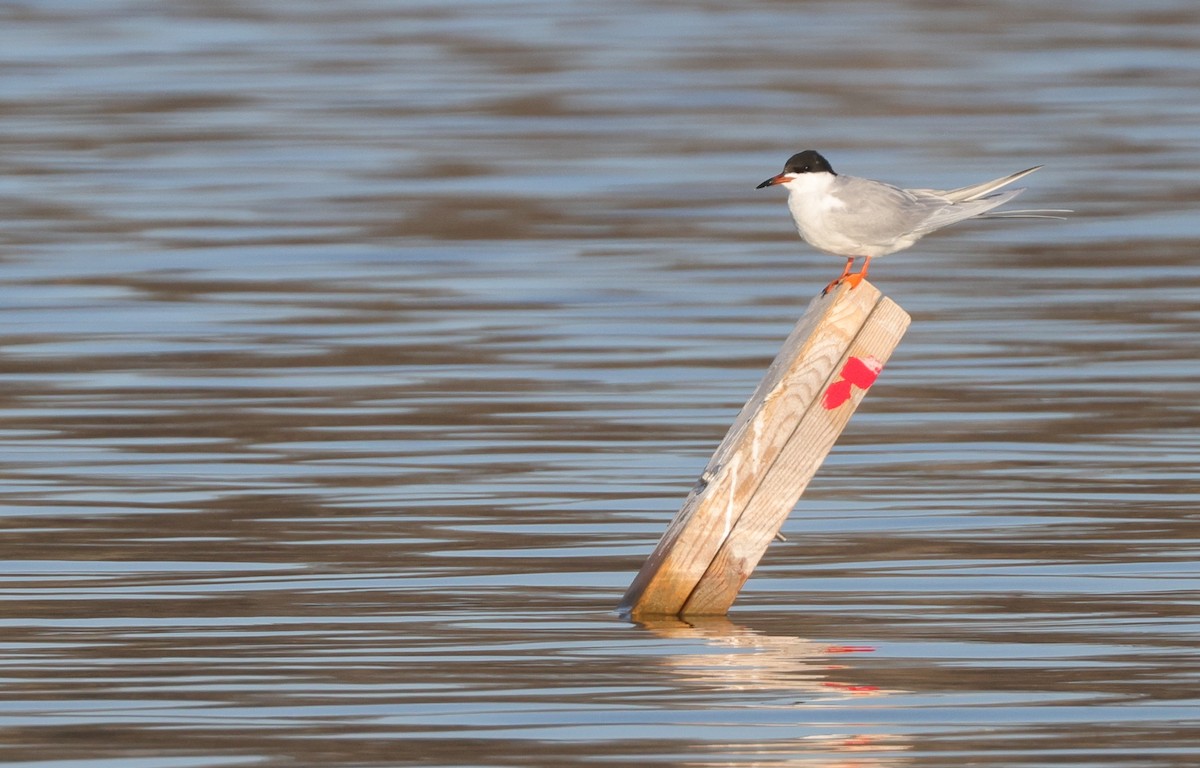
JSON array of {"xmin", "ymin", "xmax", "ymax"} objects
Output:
[{"xmin": 619, "ymin": 279, "xmax": 910, "ymax": 618}]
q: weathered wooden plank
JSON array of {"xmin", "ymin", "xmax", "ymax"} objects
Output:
[
  {"xmin": 680, "ymin": 296, "xmax": 910, "ymax": 614},
  {"xmin": 618, "ymin": 280, "xmax": 910, "ymax": 618}
]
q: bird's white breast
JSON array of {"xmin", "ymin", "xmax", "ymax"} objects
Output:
[{"xmin": 781, "ymin": 173, "xmax": 862, "ymax": 257}]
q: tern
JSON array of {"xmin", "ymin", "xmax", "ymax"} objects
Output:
[{"xmin": 756, "ymin": 150, "xmax": 1067, "ymax": 294}]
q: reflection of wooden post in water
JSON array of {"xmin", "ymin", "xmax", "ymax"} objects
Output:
[{"xmin": 619, "ymin": 280, "xmax": 910, "ymax": 618}]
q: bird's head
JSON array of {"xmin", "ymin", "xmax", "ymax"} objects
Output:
[{"xmin": 756, "ymin": 150, "xmax": 836, "ymax": 189}]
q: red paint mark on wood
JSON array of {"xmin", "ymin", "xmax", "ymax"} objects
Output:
[{"xmin": 822, "ymin": 355, "xmax": 884, "ymax": 409}]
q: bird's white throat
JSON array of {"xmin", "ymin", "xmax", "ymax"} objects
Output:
[{"xmin": 780, "ymin": 171, "xmax": 840, "ymax": 208}]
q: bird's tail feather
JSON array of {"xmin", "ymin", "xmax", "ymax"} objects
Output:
[
  {"xmin": 930, "ymin": 166, "xmax": 1044, "ymax": 202},
  {"xmin": 979, "ymin": 208, "xmax": 1072, "ymax": 220}
]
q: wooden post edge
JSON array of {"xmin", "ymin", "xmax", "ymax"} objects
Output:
[{"xmin": 619, "ymin": 280, "xmax": 910, "ymax": 618}]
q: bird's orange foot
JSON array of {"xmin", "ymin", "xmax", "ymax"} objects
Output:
[{"xmin": 822, "ymin": 271, "xmax": 866, "ymax": 296}]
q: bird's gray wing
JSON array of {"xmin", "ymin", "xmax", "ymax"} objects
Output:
[
  {"xmin": 827, "ymin": 177, "xmax": 943, "ymax": 243},
  {"xmin": 909, "ymin": 188, "xmax": 1025, "ymax": 236}
]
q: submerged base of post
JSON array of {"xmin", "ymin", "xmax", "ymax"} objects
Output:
[{"xmin": 619, "ymin": 279, "xmax": 910, "ymax": 619}]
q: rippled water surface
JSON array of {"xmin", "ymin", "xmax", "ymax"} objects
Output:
[{"xmin": 1, "ymin": 1, "xmax": 1198, "ymax": 766}]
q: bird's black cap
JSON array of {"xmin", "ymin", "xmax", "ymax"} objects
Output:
[{"xmin": 783, "ymin": 150, "xmax": 835, "ymax": 176}]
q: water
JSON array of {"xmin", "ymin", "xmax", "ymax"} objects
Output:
[{"xmin": 1, "ymin": 1, "xmax": 1198, "ymax": 766}]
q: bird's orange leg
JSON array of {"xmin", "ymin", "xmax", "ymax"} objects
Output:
[
  {"xmin": 822, "ymin": 257, "xmax": 857, "ymax": 295},
  {"xmin": 841, "ymin": 255, "xmax": 871, "ymax": 290}
]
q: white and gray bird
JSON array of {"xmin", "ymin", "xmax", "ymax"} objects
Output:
[{"xmin": 756, "ymin": 150, "xmax": 1067, "ymax": 294}]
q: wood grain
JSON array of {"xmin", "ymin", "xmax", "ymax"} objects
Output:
[{"xmin": 619, "ymin": 280, "xmax": 910, "ymax": 618}]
